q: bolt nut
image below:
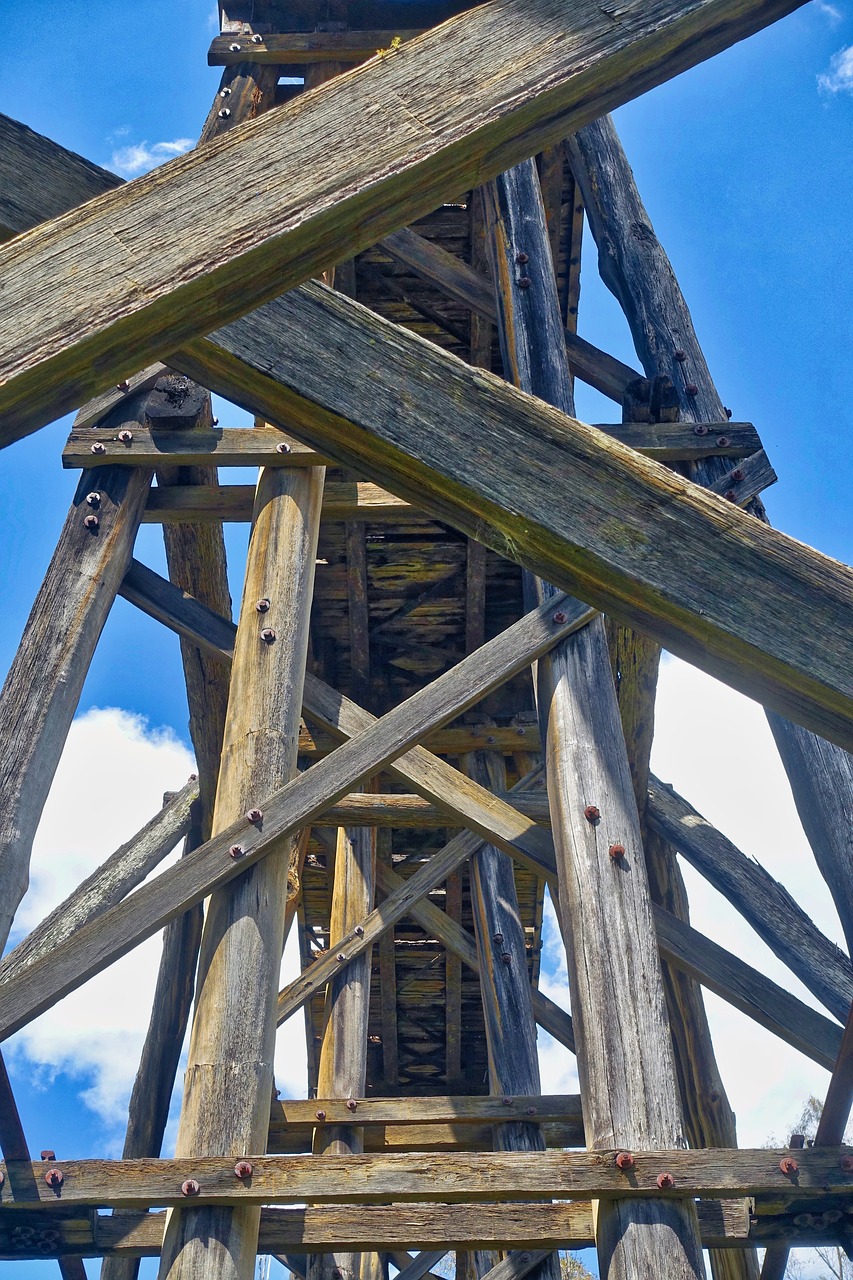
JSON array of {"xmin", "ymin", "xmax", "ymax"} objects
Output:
[
  {"xmin": 118, "ymin": 429, "xmax": 133, "ymax": 444},
  {"xmin": 609, "ymin": 843, "xmax": 626, "ymax": 860},
  {"xmin": 685, "ymin": 383, "xmax": 699, "ymax": 396},
  {"xmin": 346, "ymin": 1098, "xmax": 358, "ymax": 1112},
  {"xmin": 657, "ymin": 1172, "xmax": 675, "ymax": 1190},
  {"xmin": 90, "ymin": 442, "xmax": 107, "ymax": 454},
  {"xmin": 493, "ymin": 932, "xmax": 504, "ymax": 945},
  {"xmin": 553, "ymin": 610, "xmax": 568, "ymax": 624},
  {"xmin": 337, "ymin": 952, "xmax": 347, "ymax": 963},
  {"xmin": 85, "ymin": 492, "xmax": 101, "ymax": 507},
  {"xmin": 839, "ymin": 1155, "xmax": 853, "ymax": 1172},
  {"xmin": 724, "ymin": 407, "xmax": 733, "ymax": 419},
  {"xmin": 246, "ymin": 808, "xmax": 263, "ymax": 824},
  {"xmin": 673, "ymin": 350, "xmax": 687, "ymax": 362},
  {"xmin": 526, "ymin": 1106, "xmax": 536, "ymax": 1116},
  {"xmin": 229, "ymin": 844, "xmax": 245, "ymax": 860},
  {"xmin": 584, "ymin": 805, "xmax": 600, "ymax": 823},
  {"xmin": 692, "ymin": 425, "xmax": 708, "ymax": 437},
  {"xmin": 211, "ymin": 416, "xmax": 219, "ymax": 426},
  {"xmin": 229, "ymin": 42, "xmax": 241, "ymax": 51},
  {"xmin": 256, "ymin": 598, "xmax": 271, "ymax": 613},
  {"xmin": 116, "ymin": 380, "xmax": 130, "ymax": 392},
  {"xmin": 83, "ymin": 514, "xmax": 100, "ymax": 530},
  {"xmin": 220, "ymin": 87, "xmax": 232, "ymax": 98},
  {"xmin": 40, "ymin": 1150, "xmax": 56, "ymax": 1162},
  {"xmin": 316, "ymin": 1110, "xmax": 327, "ymax": 1122},
  {"xmin": 261, "ymin": 628, "xmax": 276, "ymax": 643},
  {"xmin": 219, "ymin": 108, "xmax": 232, "ymax": 118},
  {"xmin": 730, "ymin": 468, "xmax": 745, "ymax": 483},
  {"xmin": 516, "ymin": 252, "xmax": 529, "ymax": 265},
  {"xmin": 354, "ymin": 925, "xmax": 364, "ymax": 936},
  {"xmin": 234, "ymin": 1161, "xmax": 254, "ymax": 1179},
  {"xmin": 517, "ymin": 277, "xmax": 532, "ymax": 289},
  {"xmin": 716, "ymin": 436, "xmax": 730, "ymax": 448},
  {"xmin": 780, "ymin": 1157, "xmax": 799, "ymax": 1176},
  {"xmin": 502, "ymin": 1096, "xmax": 513, "ymax": 1107},
  {"xmin": 181, "ymin": 1178, "xmax": 200, "ymax": 1196},
  {"xmin": 501, "ymin": 952, "xmax": 512, "ymax": 965},
  {"xmin": 251, "ymin": 32, "xmax": 263, "ymax": 42},
  {"xmin": 615, "ymin": 1151, "xmax": 634, "ymax": 1171},
  {"xmin": 724, "ymin": 490, "xmax": 738, "ymax": 503},
  {"xmin": 276, "ymin": 441, "xmax": 291, "ymax": 454},
  {"xmin": 44, "ymin": 1168, "xmax": 64, "ymax": 1189}
]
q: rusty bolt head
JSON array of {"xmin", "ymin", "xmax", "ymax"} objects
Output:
[
  {"xmin": 316, "ymin": 1110, "xmax": 327, "ymax": 1122},
  {"xmin": 246, "ymin": 808, "xmax": 263, "ymax": 824},
  {"xmin": 181, "ymin": 1178, "xmax": 200, "ymax": 1197},
  {"xmin": 502, "ymin": 1096, "xmax": 513, "ymax": 1107},
  {"xmin": 346, "ymin": 1098, "xmax": 358, "ymax": 1112},
  {"xmin": 730, "ymin": 468, "xmax": 745, "ymax": 483},
  {"xmin": 234, "ymin": 1161, "xmax": 254, "ymax": 1179},
  {"xmin": 584, "ymin": 805, "xmax": 600, "ymax": 823},
  {"xmin": 725, "ymin": 407, "xmax": 733, "ymax": 419},
  {"xmin": 615, "ymin": 1151, "xmax": 634, "ymax": 1171},
  {"xmin": 517, "ymin": 277, "xmax": 532, "ymax": 289},
  {"xmin": 493, "ymin": 932, "xmax": 504, "ymax": 945},
  {"xmin": 609, "ymin": 843, "xmax": 626, "ymax": 860},
  {"xmin": 218, "ymin": 108, "xmax": 232, "ymax": 119},
  {"xmin": 40, "ymin": 1150, "xmax": 56, "ymax": 1162},
  {"xmin": 553, "ymin": 610, "xmax": 568, "ymax": 624},
  {"xmin": 85, "ymin": 492, "xmax": 101, "ymax": 507},
  {"xmin": 261, "ymin": 628, "xmax": 276, "ymax": 643},
  {"xmin": 83, "ymin": 513, "xmax": 100, "ymax": 530},
  {"xmin": 90, "ymin": 442, "xmax": 107, "ymax": 454},
  {"xmin": 256, "ymin": 598, "xmax": 271, "ymax": 613},
  {"xmin": 673, "ymin": 349, "xmax": 687, "ymax": 362},
  {"xmin": 276, "ymin": 441, "xmax": 291, "ymax": 454},
  {"xmin": 657, "ymin": 1172, "xmax": 675, "ymax": 1190},
  {"xmin": 526, "ymin": 1106, "xmax": 536, "ymax": 1116},
  {"xmin": 519, "ymin": 1254, "xmax": 530, "ymax": 1265},
  {"xmin": 724, "ymin": 490, "xmax": 738, "ymax": 503},
  {"xmin": 685, "ymin": 383, "xmax": 699, "ymax": 397},
  {"xmin": 839, "ymin": 1155, "xmax": 853, "ymax": 1172},
  {"xmin": 116, "ymin": 380, "xmax": 130, "ymax": 392},
  {"xmin": 44, "ymin": 1168, "xmax": 64, "ymax": 1189},
  {"xmin": 501, "ymin": 951, "xmax": 512, "ymax": 965},
  {"xmin": 354, "ymin": 925, "xmax": 364, "ymax": 936},
  {"xmin": 118, "ymin": 429, "xmax": 133, "ymax": 444},
  {"xmin": 337, "ymin": 952, "xmax": 347, "ymax": 963},
  {"xmin": 228, "ymin": 844, "xmax": 245, "ymax": 860},
  {"xmin": 780, "ymin": 1157, "xmax": 799, "ymax": 1176},
  {"xmin": 692, "ymin": 425, "xmax": 708, "ymax": 437},
  {"xmin": 229, "ymin": 42, "xmax": 241, "ymax": 51},
  {"xmin": 716, "ymin": 435, "xmax": 730, "ymax": 448},
  {"xmin": 516, "ymin": 252, "xmax": 529, "ymax": 265}
]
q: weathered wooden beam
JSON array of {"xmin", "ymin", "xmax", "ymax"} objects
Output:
[
  {"xmin": 0, "ymin": 397, "xmax": 152, "ymax": 954},
  {"xmin": 0, "ymin": 597, "xmax": 592, "ymax": 1042},
  {"xmin": 208, "ymin": 31, "xmax": 423, "ymax": 65},
  {"xmin": 142, "ymin": 482, "xmax": 416, "ymax": 525},
  {"xmin": 174, "ymin": 283, "xmax": 853, "ymax": 751},
  {"xmin": 0, "ymin": 0, "xmax": 809, "ymax": 444},
  {"xmin": 306, "ymin": 791, "xmax": 552, "ymax": 827},
  {"xmin": 273, "ymin": 1095, "xmax": 582, "ymax": 1128},
  {"xmin": 3, "ymin": 1148, "xmax": 853, "ymax": 1209}
]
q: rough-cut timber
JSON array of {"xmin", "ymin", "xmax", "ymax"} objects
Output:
[
  {"xmin": 208, "ymin": 30, "xmax": 423, "ymax": 63},
  {"xmin": 174, "ymin": 283, "xmax": 853, "ymax": 750},
  {"xmin": 0, "ymin": 0, "xmax": 809, "ymax": 443}
]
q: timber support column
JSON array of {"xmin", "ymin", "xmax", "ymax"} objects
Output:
[
  {"xmin": 158, "ymin": 452, "xmax": 325, "ymax": 1280},
  {"xmin": 482, "ymin": 158, "xmax": 705, "ymax": 1280}
]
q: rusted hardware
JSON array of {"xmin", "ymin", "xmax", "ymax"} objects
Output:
[
  {"xmin": 181, "ymin": 1178, "xmax": 200, "ymax": 1196},
  {"xmin": 116, "ymin": 380, "xmax": 130, "ymax": 392},
  {"xmin": 608, "ymin": 843, "xmax": 626, "ymax": 859},
  {"xmin": 276, "ymin": 441, "xmax": 291, "ymax": 454},
  {"xmin": 516, "ymin": 252, "xmax": 529, "ymax": 264},
  {"xmin": 118, "ymin": 429, "xmax": 133, "ymax": 444},
  {"xmin": 526, "ymin": 1106, "xmax": 536, "ymax": 1115},
  {"xmin": 673, "ymin": 350, "xmax": 687, "ymax": 362},
  {"xmin": 256, "ymin": 598, "xmax": 271, "ymax": 613},
  {"xmin": 615, "ymin": 1151, "xmax": 634, "ymax": 1170},
  {"xmin": 234, "ymin": 1161, "xmax": 253, "ymax": 1178},
  {"xmin": 246, "ymin": 808, "xmax": 263, "ymax": 824},
  {"xmin": 839, "ymin": 1154, "xmax": 853, "ymax": 1172},
  {"xmin": 261, "ymin": 628, "xmax": 276, "ymax": 643},
  {"xmin": 731, "ymin": 468, "xmax": 745, "ymax": 483},
  {"xmin": 493, "ymin": 932, "xmax": 504, "ymax": 944},
  {"xmin": 40, "ymin": 1151, "xmax": 56, "ymax": 1161},
  {"xmin": 724, "ymin": 407, "xmax": 733, "ymax": 419},
  {"xmin": 44, "ymin": 1168, "xmax": 63, "ymax": 1189},
  {"xmin": 90, "ymin": 442, "xmax": 107, "ymax": 454},
  {"xmin": 553, "ymin": 610, "xmax": 568, "ymax": 624},
  {"xmin": 724, "ymin": 490, "xmax": 738, "ymax": 502},
  {"xmin": 693, "ymin": 425, "xmax": 708, "ymax": 436},
  {"xmin": 228, "ymin": 844, "xmax": 245, "ymax": 859},
  {"xmin": 316, "ymin": 1110, "xmax": 327, "ymax": 1122},
  {"xmin": 685, "ymin": 383, "xmax": 699, "ymax": 396},
  {"xmin": 501, "ymin": 952, "xmax": 512, "ymax": 965},
  {"xmin": 517, "ymin": 277, "xmax": 532, "ymax": 289},
  {"xmin": 502, "ymin": 1097, "xmax": 513, "ymax": 1107},
  {"xmin": 346, "ymin": 1098, "xmax": 358, "ymax": 1112},
  {"xmin": 779, "ymin": 1157, "xmax": 799, "ymax": 1176},
  {"xmin": 83, "ymin": 514, "xmax": 99, "ymax": 530},
  {"xmin": 657, "ymin": 1172, "xmax": 675, "ymax": 1189},
  {"xmin": 716, "ymin": 435, "xmax": 730, "ymax": 447},
  {"xmin": 218, "ymin": 108, "xmax": 231, "ymax": 118},
  {"xmin": 354, "ymin": 925, "xmax": 364, "ymax": 936},
  {"xmin": 584, "ymin": 805, "xmax": 600, "ymax": 822},
  {"xmin": 337, "ymin": 952, "xmax": 347, "ymax": 963}
]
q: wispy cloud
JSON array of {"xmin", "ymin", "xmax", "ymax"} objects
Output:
[
  {"xmin": 813, "ymin": 0, "xmax": 843, "ymax": 24},
  {"xmin": 110, "ymin": 137, "xmax": 193, "ymax": 177},
  {"xmin": 818, "ymin": 44, "xmax": 853, "ymax": 93}
]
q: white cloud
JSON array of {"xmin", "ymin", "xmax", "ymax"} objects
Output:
[
  {"xmin": 818, "ymin": 45, "xmax": 853, "ymax": 93},
  {"xmin": 110, "ymin": 138, "xmax": 194, "ymax": 177},
  {"xmin": 813, "ymin": 0, "xmax": 843, "ymax": 23}
]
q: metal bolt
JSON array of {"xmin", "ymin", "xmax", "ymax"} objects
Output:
[
  {"xmin": 779, "ymin": 1157, "xmax": 799, "ymax": 1176},
  {"xmin": 90, "ymin": 442, "xmax": 107, "ymax": 454},
  {"xmin": 685, "ymin": 383, "xmax": 699, "ymax": 396},
  {"xmin": 839, "ymin": 1155, "xmax": 853, "ymax": 1172},
  {"xmin": 44, "ymin": 1168, "xmax": 63, "ymax": 1189},
  {"xmin": 261, "ymin": 628, "xmax": 276, "ymax": 643},
  {"xmin": 724, "ymin": 407, "xmax": 733, "ymax": 419},
  {"xmin": 118, "ymin": 429, "xmax": 133, "ymax": 444},
  {"xmin": 256, "ymin": 598, "xmax": 271, "ymax": 613},
  {"xmin": 609, "ymin": 843, "xmax": 626, "ymax": 860},
  {"xmin": 516, "ymin": 252, "xmax": 529, "ymax": 265},
  {"xmin": 724, "ymin": 490, "xmax": 738, "ymax": 503},
  {"xmin": 316, "ymin": 1110, "xmax": 327, "ymax": 1121},
  {"xmin": 116, "ymin": 380, "xmax": 130, "ymax": 392},
  {"xmin": 692, "ymin": 425, "xmax": 708, "ymax": 437},
  {"xmin": 673, "ymin": 350, "xmax": 687, "ymax": 362},
  {"xmin": 220, "ymin": 87, "xmax": 232, "ymax": 97},
  {"xmin": 40, "ymin": 1151, "xmax": 56, "ymax": 1162},
  {"xmin": 181, "ymin": 1178, "xmax": 200, "ymax": 1196},
  {"xmin": 219, "ymin": 108, "xmax": 232, "ymax": 119},
  {"xmin": 276, "ymin": 441, "xmax": 291, "ymax": 454},
  {"xmin": 716, "ymin": 436, "xmax": 730, "ymax": 448},
  {"xmin": 493, "ymin": 932, "xmax": 504, "ymax": 944},
  {"xmin": 229, "ymin": 42, "xmax": 242, "ymax": 51},
  {"xmin": 501, "ymin": 952, "xmax": 512, "ymax": 965},
  {"xmin": 83, "ymin": 514, "xmax": 100, "ymax": 531},
  {"xmin": 487, "ymin": 734, "xmax": 496, "ymax": 744},
  {"xmin": 553, "ymin": 610, "xmax": 568, "ymax": 624},
  {"xmin": 346, "ymin": 1098, "xmax": 358, "ymax": 1112},
  {"xmin": 519, "ymin": 1255, "xmax": 530, "ymax": 1265},
  {"xmin": 234, "ymin": 1161, "xmax": 254, "ymax": 1179},
  {"xmin": 85, "ymin": 492, "xmax": 101, "ymax": 507},
  {"xmin": 657, "ymin": 1172, "xmax": 675, "ymax": 1190},
  {"xmin": 337, "ymin": 952, "xmax": 347, "ymax": 963},
  {"xmin": 615, "ymin": 1151, "xmax": 634, "ymax": 1171},
  {"xmin": 246, "ymin": 808, "xmax": 263, "ymax": 824},
  {"xmin": 354, "ymin": 925, "xmax": 364, "ymax": 936},
  {"xmin": 502, "ymin": 1097, "xmax": 513, "ymax": 1107},
  {"xmin": 212, "ymin": 416, "xmax": 219, "ymax": 426},
  {"xmin": 526, "ymin": 1106, "xmax": 536, "ymax": 1115},
  {"xmin": 730, "ymin": 468, "xmax": 745, "ymax": 483},
  {"xmin": 251, "ymin": 32, "xmax": 263, "ymax": 42},
  {"xmin": 229, "ymin": 844, "xmax": 245, "ymax": 859},
  {"xmin": 517, "ymin": 277, "xmax": 532, "ymax": 289},
  {"xmin": 584, "ymin": 805, "xmax": 600, "ymax": 823}
]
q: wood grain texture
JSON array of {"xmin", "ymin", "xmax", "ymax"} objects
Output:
[
  {"xmin": 173, "ymin": 282, "xmax": 853, "ymax": 750},
  {"xmin": 0, "ymin": 420, "xmax": 151, "ymax": 954},
  {"xmin": 143, "ymin": 481, "xmax": 413, "ymax": 524},
  {"xmin": 208, "ymin": 31, "xmax": 423, "ymax": 64},
  {"xmin": 0, "ymin": 0, "xmax": 808, "ymax": 443}
]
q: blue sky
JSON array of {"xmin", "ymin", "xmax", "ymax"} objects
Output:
[{"xmin": 0, "ymin": 1, "xmax": 851, "ymax": 1277}]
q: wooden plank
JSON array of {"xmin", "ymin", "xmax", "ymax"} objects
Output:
[
  {"xmin": 4, "ymin": 1148, "xmax": 853, "ymax": 1209},
  {"xmin": 345, "ymin": 521, "xmax": 371, "ymax": 708},
  {"xmin": 0, "ymin": 0, "xmax": 809, "ymax": 444},
  {"xmin": 648, "ymin": 776, "xmax": 853, "ymax": 1022},
  {"xmin": 377, "ymin": 838, "xmax": 400, "ymax": 1088},
  {"xmin": 444, "ymin": 868, "xmax": 464, "ymax": 1088},
  {"xmin": 175, "ymin": 284, "xmax": 853, "ymax": 751},
  {"xmin": 268, "ymin": 1119, "xmax": 586, "ymax": 1155},
  {"xmin": 0, "ymin": 597, "xmax": 592, "ymax": 1042},
  {"xmin": 272, "ymin": 1095, "xmax": 583, "ymax": 1128},
  {"xmin": 0, "ymin": 405, "xmax": 152, "ymax": 954},
  {"xmin": 208, "ymin": 31, "xmax": 424, "ymax": 65},
  {"xmin": 143, "ymin": 481, "xmax": 415, "ymax": 525}
]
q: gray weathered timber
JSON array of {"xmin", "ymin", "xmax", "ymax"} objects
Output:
[
  {"xmin": 159, "ymin": 462, "xmax": 325, "ymax": 1280},
  {"xmin": 173, "ymin": 283, "xmax": 853, "ymax": 750},
  {"xmin": 3, "ymin": 1148, "xmax": 853, "ymax": 1209},
  {"xmin": 0, "ymin": 597, "xmax": 590, "ymax": 1044},
  {"xmin": 0, "ymin": 112, "xmax": 119, "ymax": 241},
  {"xmin": 273, "ymin": 1096, "xmax": 583, "ymax": 1128},
  {"xmin": 143, "ymin": 482, "xmax": 414, "ymax": 525},
  {"xmin": 0, "ymin": 0, "xmax": 808, "ymax": 444},
  {"xmin": 208, "ymin": 31, "xmax": 423, "ymax": 64},
  {"xmin": 0, "ymin": 781, "xmax": 196, "ymax": 983},
  {"xmin": 0, "ymin": 412, "xmax": 152, "ymax": 954},
  {"xmin": 648, "ymin": 777, "xmax": 853, "ymax": 1021},
  {"xmin": 483, "ymin": 156, "xmax": 704, "ymax": 1280},
  {"xmin": 119, "ymin": 560, "xmax": 236, "ymax": 663},
  {"xmin": 309, "ymin": 792, "xmax": 552, "ymax": 827}
]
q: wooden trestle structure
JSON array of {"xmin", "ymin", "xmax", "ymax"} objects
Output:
[{"xmin": 1, "ymin": 1, "xmax": 853, "ymax": 1279}]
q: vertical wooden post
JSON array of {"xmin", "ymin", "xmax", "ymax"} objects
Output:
[
  {"xmin": 482, "ymin": 158, "xmax": 705, "ymax": 1280},
  {"xmin": 158, "ymin": 460, "xmax": 325, "ymax": 1280}
]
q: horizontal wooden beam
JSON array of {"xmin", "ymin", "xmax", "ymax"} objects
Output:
[
  {"xmin": 0, "ymin": 0, "xmax": 807, "ymax": 444},
  {"xmin": 64, "ymin": 420, "xmax": 761, "ymax": 470},
  {"xmin": 176, "ymin": 282, "xmax": 853, "ymax": 750},
  {"xmin": 297, "ymin": 790, "xmax": 550, "ymax": 828},
  {"xmin": 267, "ymin": 1119, "xmax": 585, "ymax": 1156},
  {"xmin": 3, "ymin": 1149, "xmax": 852, "ymax": 1210},
  {"xmin": 142, "ymin": 482, "xmax": 418, "ymax": 525},
  {"xmin": 208, "ymin": 31, "xmax": 423, "ymax": 65},
  {"xmin": 0, "ymin": 1198, "xmax": 754, "ymax": 1259}
]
